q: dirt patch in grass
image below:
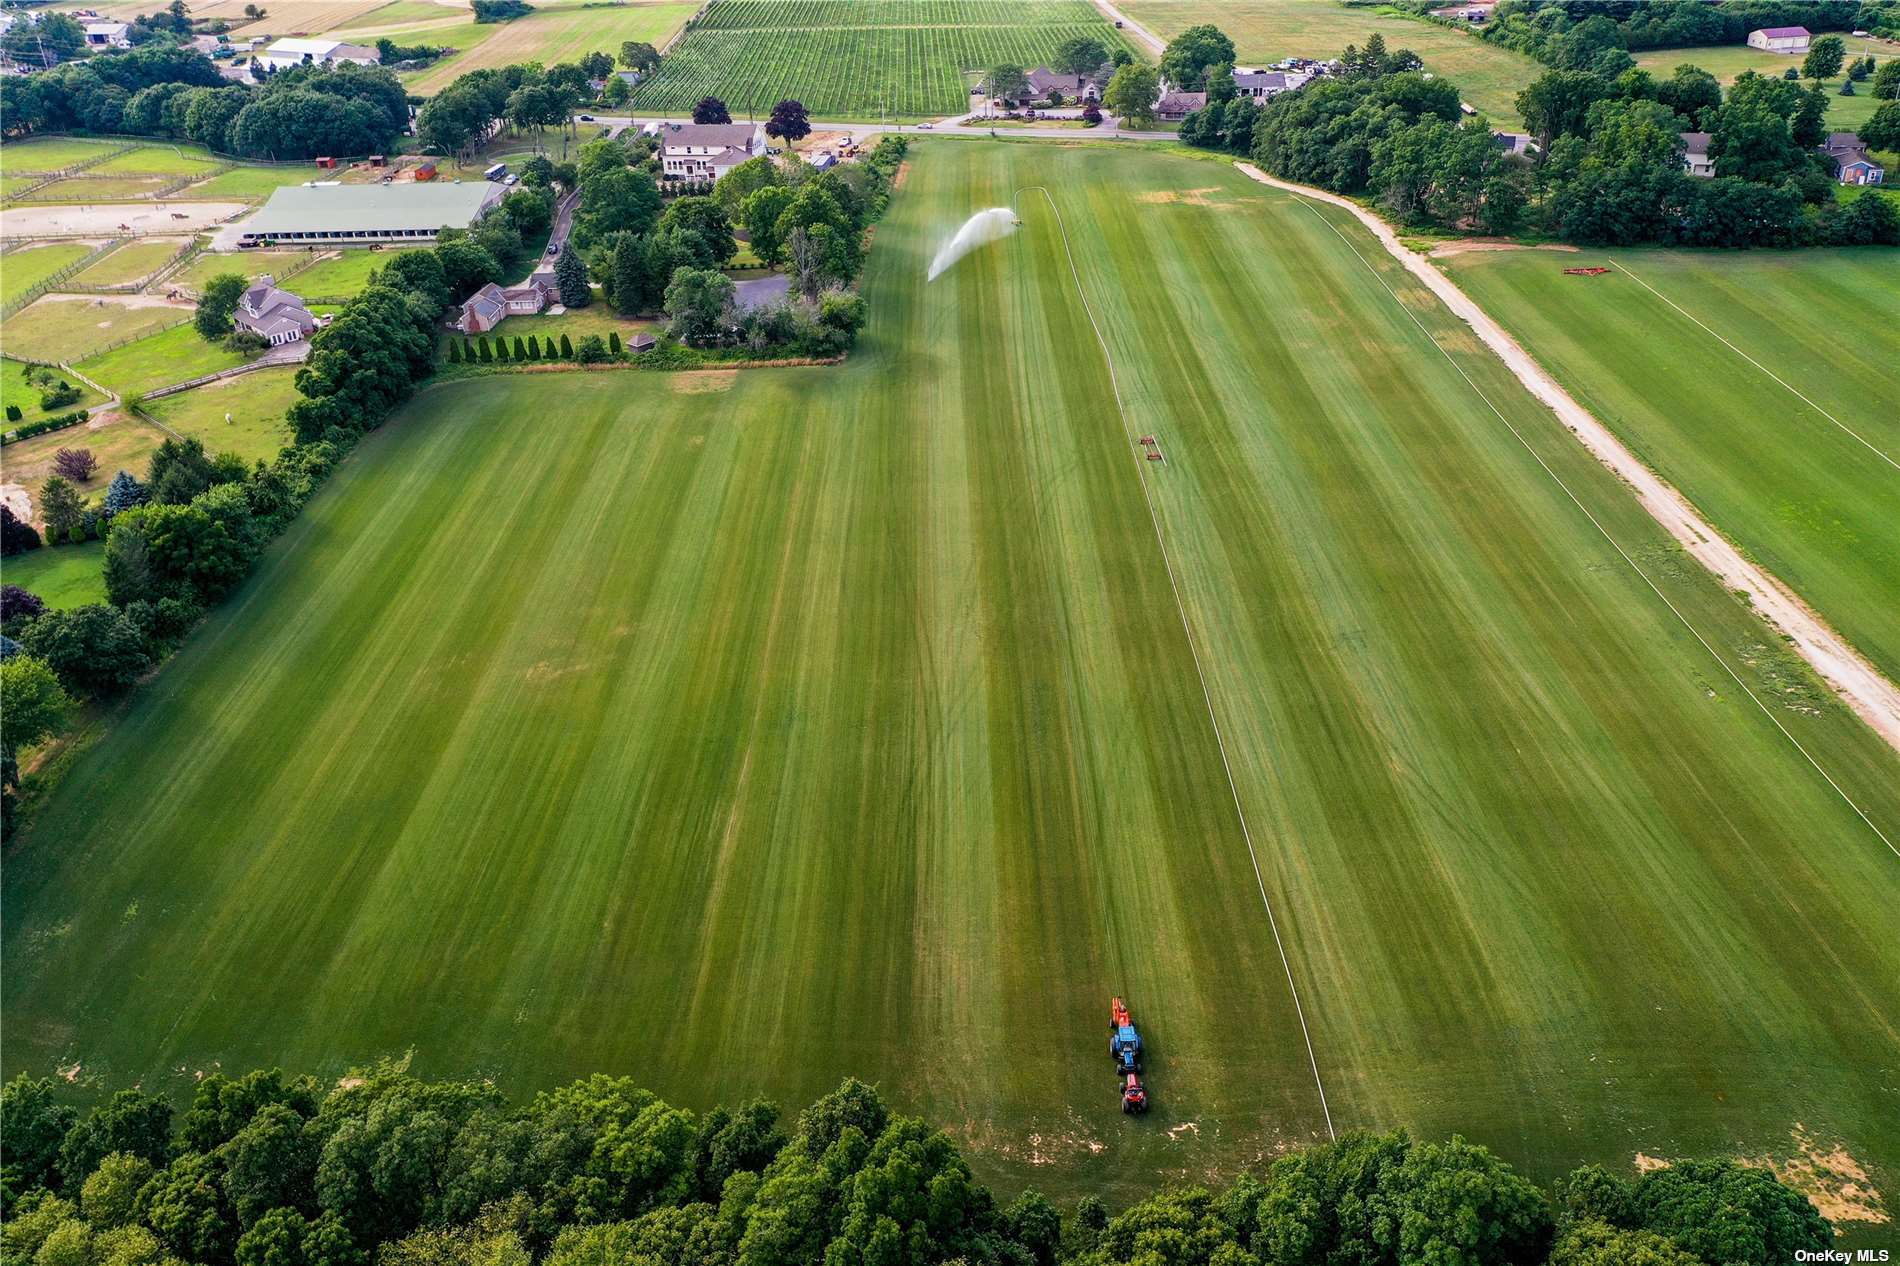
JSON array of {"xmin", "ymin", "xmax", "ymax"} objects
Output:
[
  {"xmin": 1136, "ymin": 186, "xmax": 1227, "ymax": 207},
  {"xmin": 1633, "ymin": 1152, "xmax": 1671, "ymax": 1173},
  {"xmin": 892, "ymin": 161, "xmax": 912, "ymax": 191},
  {"xmin": 1428, "ymin": 239, "xmax": 1580, "ymax": 258},
  {"xmin": 1751, "ymin": 1125, "xmax": 1891, "ymax": 1228},
  {"xmin": 669, "ymin": 369, "xmax": 737, "ymax": 394}
]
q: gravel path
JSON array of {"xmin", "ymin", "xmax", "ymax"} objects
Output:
[{"xmin": 1236, "ymin": 162, "xmax": 1900, "ymax": 757}]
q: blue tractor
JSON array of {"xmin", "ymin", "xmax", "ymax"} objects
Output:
[{"xmin": 1110, "ymin": 997, "xmax": 1148, "ymax": 1112}]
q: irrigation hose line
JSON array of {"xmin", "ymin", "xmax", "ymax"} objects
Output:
[
  {"xmin": 1279, "ymin": 192, "xmax": 1897, "ymax": 863},
  {"xmin": 1012, "ymin": 185, "xmax": 1339, "ymax": 1140}
]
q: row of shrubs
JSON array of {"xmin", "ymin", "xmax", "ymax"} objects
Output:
[
  {"xmin": 446, "ymin": 330, "xmax": 630, "ymax": 366},
  {"xmin": 1, "ymin": 408, "xmax": 89, "ymax": 447}
]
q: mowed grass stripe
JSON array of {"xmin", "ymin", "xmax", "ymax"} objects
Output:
[{"xmin": 1441, "ymin": 247, "xmax": 1900, "ymax": 685}]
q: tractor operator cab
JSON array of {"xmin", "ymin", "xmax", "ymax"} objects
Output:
[
  {"xmin": 1121, "ymin": 1073, "xmax": 1147, "ymax": 1113},
  {"xmin": 1110, "ymin": 1024, "xmax": 1142, "ymax": 1073}
]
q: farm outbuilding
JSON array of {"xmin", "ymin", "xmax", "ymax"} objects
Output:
[
  {"xmin": 236, "ymin": 182, "xmax": 504, "ymax": 247},
  {"xmin": 1746, "ymin": 25, "xmax": 1810, "ymax": 52}
]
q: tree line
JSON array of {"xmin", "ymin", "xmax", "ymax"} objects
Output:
[
  {"xmin": 1180, "ymin": 28, "xmax": 1900, "ymax": 248},
  {"xmin": 0, "ymin": 1067, "xmax": 1841, "ymax": 1266},
  {"xmin": 1477, "ymin": 0, "xmax": 1900, "ymax": 66},
  {"xmin": 0, "ymin": 43, "xmax": 410, "ymax": 161}
]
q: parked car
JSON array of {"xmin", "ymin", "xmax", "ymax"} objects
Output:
[
  {"xmin": 579, "ymin": 113, "xmax": 594, "ymax": 121},
  {"xmin": 917, "ymin": 122, "xmax": 934, "ymax": 129},
  {"xmin": 547, "ymin": 243, "xmax": 561, "ymax": 256}
]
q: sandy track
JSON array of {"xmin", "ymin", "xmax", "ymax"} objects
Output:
[
  {"xmin": 0, "ymin": 202, "xmax": 247, "ymax": 238},
  {"xmin": 1236, "ymin": 163, "xmax": 1900, "ymax": 757}
]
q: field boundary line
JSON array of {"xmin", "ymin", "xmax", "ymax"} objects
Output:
[
  {"xmin": 1259, "ymin": 180, "xmax": 1898, "ymax": 863},
  {"xmin": 1015, "ymin": 185, "xmax": 1339, "ymax": 1138},
  {"xmin": 1234, "ymin": 165, "xmax": 1900, "ymax": 758},
  {"xmin": 1613, "ymin": 259, "xmax": 1899, "ymax": 473}
]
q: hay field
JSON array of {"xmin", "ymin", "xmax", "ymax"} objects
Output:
[
  {"xmin": 4, "ymin": 143, "xmax": 1898, "ymax": 1218},
  {"xmin": 397, "ymin": 3, "xmax": 698, "ymax": 93}
]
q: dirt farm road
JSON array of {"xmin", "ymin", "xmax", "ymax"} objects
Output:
[{"xmin": 1236, "ymin": 164, "xmax": 1900, "ymax": 765}]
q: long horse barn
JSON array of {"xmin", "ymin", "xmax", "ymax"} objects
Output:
[{"xmin": 236, "ymin": 181, "xmax": 504, "ymax": 247}]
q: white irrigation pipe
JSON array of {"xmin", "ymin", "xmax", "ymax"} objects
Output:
[
  {"xmin": 1283, "ymin": 194, "xmax": 1897, "ymax": 863},
  {"xmin": 1014, "ymin": 185, "xmax": 1338, "ymax": 1138}
]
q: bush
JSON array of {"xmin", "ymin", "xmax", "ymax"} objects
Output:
[
  {"xmin": 38, "ymin": 380, "xmax": 82, "ymax": 411},
  {"xmin": 2, "ymin": 506, "xmax": 42, "ymax": 556},
  {"xmin": 222, "ymin": 329, "xmax": 268, "ymax": 355},
  {"xmin": 575, "ymin": 334, "xmax": 611, "ymax": 363},
  {"xmin": 5, "ymin": 404, "xmax": 21, "ymax": 423},
  {"xmin": 18, "ymin": 604, "xmax": 152, "ymax": 699}
]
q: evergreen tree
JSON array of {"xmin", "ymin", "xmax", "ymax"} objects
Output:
[
  {"xmin": 555, "ymin": 248, "xmax": 592, "ymax": 307},
  {"xmin": 559, "ymin": 333, "xmax": 574, "ymax": 359},
  {"xmin": 527, "ymin": 336, "xmax": 541, "ymax": 360},
  {"xmin": 103, "ymin": 471, "xmax": 148, "ymax": 516},
  {"xmin": 512, "ymin": 336, "xmax": 526, "ymax": 360},
  {"xmin": 609, "ymin": 330, "xmax": 621, "ymax": 354},
  {"xmin": 478, "ymin": 336, "xmax": 493, "ymax": 363},
  {"xmin": 495, "ymin": 337, "xmax": 510, "ymax": 362},
  {"xmin": 448, "ymin": 339, "xmax": 463, "ymax": 364}
]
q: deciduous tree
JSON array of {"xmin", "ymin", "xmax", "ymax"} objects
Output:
[{"xmin": 195, "ymin": 272, "xmax": 247, "ymax": 341}]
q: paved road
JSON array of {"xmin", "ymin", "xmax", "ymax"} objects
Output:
[
  {"xmin": 544, "ymin": 186, "xmax": 581, "ymax": 262},
  {"xmin": 589, "ymin": 113, "xmax": 1176, "ymax": 145}
]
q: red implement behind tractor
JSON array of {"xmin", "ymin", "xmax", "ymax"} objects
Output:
[{"xmin": 1122, "ymin": 1072, "xmax": 1147, "ymax": 1113}]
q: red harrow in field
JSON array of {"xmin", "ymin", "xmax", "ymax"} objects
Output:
[{"xmin": 1562, "ymin": 267, "xmax": 1611, "ymax": 276}]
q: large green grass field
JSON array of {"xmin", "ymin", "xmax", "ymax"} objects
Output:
[
  {"xmin": 5, "ymin": 142, "xmax": 1899, "ymax": 1222},
  {"xmin": 0, "ymin": 137, "xmax": 128, "ymax": 175},
  {"xmin": 627, "ymin": 0, "xmax": 1135, "ymax": 119},
  {"xmin": 1441, "ymin": 247, "xmax": 1900, "ymax": 687},
  {"xmin": 0, "ymin": 540, "xmax": 107, "ymax": 609},
  {"xmin": 1121, "ymin": 0, "xmax": 1538, "ymax": 127},
  {"xmin": 0, "ymin": 297, "xmax": 189, "ymax": 364}
]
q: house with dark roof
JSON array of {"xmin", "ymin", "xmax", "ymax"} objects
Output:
[
  {"xmin": 1232, "ymin": 69, "xmax": 1311, "ymax": 101},
  {"xmin": 1155, "ymin": 90, "xmax": 1207, "ymax": 121},
  {"xmin": 1493, "ymin": 130, "xmax": 1537, "ymax": 156},
  {"xmin": 1746, "ymin": 25, "xmax": 1809, "ymax": 52},
  {"xmin": 233, "ymin": 276, "xmax": 318, "ymax": 346},
  {"xmin": 1680, "ymin": 131, "xmax": 1715, "ymax": 177},
  {"xmin": 455, "ymin": 269, "xmax": 559, "ymax": 334},
  {"xmin": 1023, "ymin": 66, "xmax": 1108, "ymax": 103},
  {"xmin": 659, "ymin": 122, "xmax": 764, "ymax": 181},
  {"xmin": 1819, "ymin": 132, "xmax": 1886, "ymax": 185}
]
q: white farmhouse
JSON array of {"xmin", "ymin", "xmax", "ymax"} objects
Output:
[
  {"xmin": 658, "ymin": 122, "xmax": 764, "ymax": 181},
  {"xmin": 259, "ymin": 37, "xmax": 381, "ymax": 71}
]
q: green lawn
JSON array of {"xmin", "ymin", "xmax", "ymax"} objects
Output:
[
  {"xmin": 1, "ymin": 356, "xmax": 108, "ymax": 424},
  {"xmin": 626, "ymin": 0, "xmax": 1133, "ymax": 119},
  {"xmin": 67, "ymin": 238, "xmax": 191, "ymax": 290},
  {"xmin": 1122, "ymin": 0, "xmax": 1538, "ymax": 127},
  {"xmin": 144, "ymin": 366, "xmax": 300, "ymax": 465},
  {"xmin": 0, "ymin": 540, "xmax": 107, "ymax": 609},
  {"xmin": 1, "ymin": 242, "xmax": 94, "ymax": 306},
  {"xmin": 1633, "ymin": 39, "xmax": 1899, "ymax": 145},
  {"xmin": 291, "ymin": 250, "xmax": 396, "ymax": 301},
  {"xmin": 87, "ymin": 146, "xmax": 224, "ymax": 179},
  {"xmin": 182, "ymin": 165, "xmax": 323, "ymax": 202},
  {"xmin": 452, "ymin": 303, "xmax": 656, "ymax": 356},
  {"xmin": 0, "ymin": 297, "xmax": 189, "ymax": 364},
  {"xmin": 1, "ymin": 415, "xmax": 165, "ymax": 522},
  {"xmin": 1441, "ymin": 246, "xmax": 1900, "ymax": 685},
  {"xmin": 166, "ymin": 249, "xmax": 320, "ymax": 297},
  {"xmin": 0, "ymin": 138, "xmax": 128, "ymax": 175},
  {"xmin": 75, "ymin": 322, "xmax": 256, "ymax": 398},
  {"xmin": 5, "ymin": 143, "xmax": 1900, "ymax": 1232}
]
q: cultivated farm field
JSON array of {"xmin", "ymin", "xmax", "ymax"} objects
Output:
[
  {"xmin": 1120, "ymin": 0, "xmax": 1538, "ymax": 127},
  {"xmin": 1441, "ymin": 246, "xmax": 1900, "ymax": 686},
  {"xmin": 628, "ymin": 0, "xmax": 1135, "ymax": 118},
  {"xmin": 396, "ymin": 2, "xmax": 700, "ymax": 94},
  {"xmin": 6, "ymin": 143, "xmax": 1899, "ymax": 1222}
]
